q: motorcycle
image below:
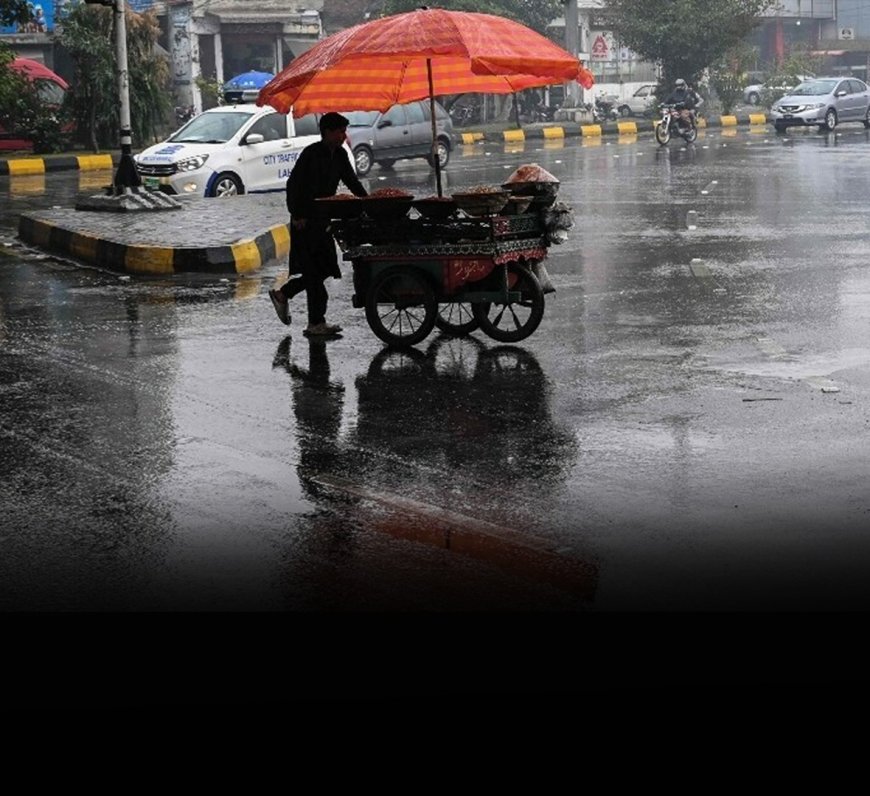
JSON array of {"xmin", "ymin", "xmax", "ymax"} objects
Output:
[
  {"xmin": 533, "ymin": 101, "xmax": 558, "ymax": 123},
  {"xmin": 592, "ymin": 95, "xmax": 618, "ymax": 123},
  {"xmin": 174, "ymin": 104, "xmax": 196, "ymax": 127},
  {"xmin": 655, "ymin": 104, "xmax": 698, "ymax": 145},
  {"xmin": 449, "ymin": 103, "xmax": 479, "ymax": 126}
]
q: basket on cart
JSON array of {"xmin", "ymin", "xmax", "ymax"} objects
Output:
[
  {"xmin": 452, "ymin": 189, "xmax": 510, "ymax": 217},
  {"xmin": 501, "ymin": 163, "xmax": 561, "ymax": 209},
  {"xmin": 412, "ymin": 197, "xmax": 459, "ymax": 220}
]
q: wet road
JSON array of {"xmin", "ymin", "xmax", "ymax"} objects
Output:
[{"xmin": 3, "ymin": 126, "xmax": 870, "ymax": 612}]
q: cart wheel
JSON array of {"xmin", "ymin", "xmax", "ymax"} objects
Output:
[
  {"xmin": 434, "ymin": 302, "xmax": 479, "ymax": 335},
  {"xmin": 472, "ymin": 264, "xmax": 544, "ymax": 343},
  {"xmin": 365, "ymin": 266, "xmax": 437, "ymax": 347}
]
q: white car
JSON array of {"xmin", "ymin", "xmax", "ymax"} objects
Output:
[
  {"xmin": 135, "ymin": 104, "xmax": 338, "ymax": 198},
  {"xmin": 743, "ymin": 75, "xmax": 814, "ymax": 106},
  {"xmin": 616, "ymin": 84, "xmax": 658, "ymax": 117}
]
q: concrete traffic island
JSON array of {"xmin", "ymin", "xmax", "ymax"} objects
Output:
[{"xmin": 17, "ymin": 193, "xmax": 291, "ymax": 275}]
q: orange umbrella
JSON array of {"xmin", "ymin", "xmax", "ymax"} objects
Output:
[{"xmin": 257, "ymin": 8, "xmax": 594, "ymax": 194}]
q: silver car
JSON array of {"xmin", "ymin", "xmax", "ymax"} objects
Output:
[{"xmin": 771, "ymin": 77, "xmax": 870, "ymax": 133}]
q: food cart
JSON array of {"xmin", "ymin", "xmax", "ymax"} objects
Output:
[{"xmin": 317, "ymin": 165, "xmax": 572, "ymax": 348}]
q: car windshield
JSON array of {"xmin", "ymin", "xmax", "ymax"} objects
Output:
[
  {"xmin": 790, "ymin": 80, "xmax": 838, "ymax": 96},
  {"xmin": 344, "ymin": 110, "xmax": 379, "ymax": 127},
  {"xmin": 169, "ymin": 111, "xmax": 254, "ymax": 143}
]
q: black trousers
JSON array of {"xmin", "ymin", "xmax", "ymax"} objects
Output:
[{"xmin": 279, "ymin": 273, "xmax": 328, "ymax": 326}]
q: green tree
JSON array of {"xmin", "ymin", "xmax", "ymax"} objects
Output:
[
  {"xmin": 0, "ymin": 1, "xmax": 31, "ymax": 27},
  {"xmin": 605, "ymin": 0, "xmax": 774, "ymax": 89},
  {"xmin": 57, "ymin": 3, "xmax": 170, "ymax": 152},
  {"xmin": 760, "ymin": 44, "xmax": 825, "ymax": 106},
  {"xmin": 709, "ymin": 42, "xmax": 759, "ymax": 114},
  {"xmin": 381, "ymin": 0, "xmax": 561, "ymax": 36}
]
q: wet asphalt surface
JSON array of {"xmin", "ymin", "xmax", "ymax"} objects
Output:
[
  {"xmin": 3, "ymin": 125, "xmax": 870, "ymax": 621},
  {"xmin": 10, "ymin": 128, "xmax": 870, "ymax": 707}
]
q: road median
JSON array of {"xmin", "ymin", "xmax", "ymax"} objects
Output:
[
  {"xmin": 0, "ymin": 152, "xmax": 118, "ymax": 176},
  {"xmin": 454, "ymin": 112, "xmax": 770, "ymax": 143},
  {"xmin": 17, "ymin": 193, "xmax": 291, "ymax": 275}
]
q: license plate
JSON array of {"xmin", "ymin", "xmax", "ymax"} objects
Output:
[
  {"xmin": 782, "ymin": 114, "xmax": 793, "ymax": 119},
  {"xmin": 144, "ymin": 176, "xmax": 160, "ymax": 190}
]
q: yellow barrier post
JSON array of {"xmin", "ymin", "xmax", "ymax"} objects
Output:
[
  {"xmin": 542, "ymin": 126, "xmax": 565, "ymax": 139},
  {"xmin": 8, "ymin": 159, "xmax": 46, "ymax": 176}
]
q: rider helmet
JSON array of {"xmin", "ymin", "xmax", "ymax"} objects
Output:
[{"xmin": 675, "ymin": 78, "xmax": 687, "ymax": 88}]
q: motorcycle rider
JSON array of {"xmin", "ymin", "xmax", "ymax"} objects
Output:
[{"xmin": 664, "ymin": 78, "xmax": 703, "ymax": 129}]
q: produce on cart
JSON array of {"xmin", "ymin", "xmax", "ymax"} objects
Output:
[{"xmin": 317, "ymin": 164, "xmax": 574, "ymax": 348}]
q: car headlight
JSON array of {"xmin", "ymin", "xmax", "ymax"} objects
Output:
[
  {"xmin": 176, "ymin": 154, "xmax": 209, "ymax": 172},
  {"xmin": 807, "ymin": 103, "xmax": 824, "ymax": 110}
]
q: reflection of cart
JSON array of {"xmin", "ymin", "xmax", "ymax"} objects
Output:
[{"xmin": 331, "ymin": 212, "xmax": 556, "ymax": 347}]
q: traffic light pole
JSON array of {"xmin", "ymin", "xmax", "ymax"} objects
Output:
[
  {"xmin": 112, "ymin": 0, "xmax": 140, "ymax": 190},
  {"xmin": 77, "ymin": 0, "xmax": 180, "ymax": 211}
]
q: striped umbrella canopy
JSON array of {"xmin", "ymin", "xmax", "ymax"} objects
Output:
[{"xmin": 257, "ymin": 8, "xmax": 594, "ymax": 116}]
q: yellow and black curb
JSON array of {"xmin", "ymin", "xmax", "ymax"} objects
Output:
[
  {"xmin": 457, "ymin": 114, "xmax": 770, "ymax": 144},
  {"xmin": 0, "ymin": 153, "xmax": 116, "ymax": 177},
  {"xmin": 17, "ymin": 214, "xmax": 291, "ymax": 275}
]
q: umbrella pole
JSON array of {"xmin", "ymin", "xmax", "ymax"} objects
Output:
[{"xmin": 426, "ymin": 58, "xmax": 442, "ymax": 197}]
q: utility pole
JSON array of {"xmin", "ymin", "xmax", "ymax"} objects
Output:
[
  {"xmin": 564, "ymin": 0, "xmax": 580, "ymax": 106},
  {"xmin": 78, "ymin": 0, "xmax": 180, "ymax": 211},
  {"xmin": 111, "ymin": 0, "xmax": 140, "ymax": 190}
]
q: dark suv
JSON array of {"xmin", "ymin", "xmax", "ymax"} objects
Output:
[{"xmin": 343, "ymin": 100, "xmax": 454, "ymax": 176}]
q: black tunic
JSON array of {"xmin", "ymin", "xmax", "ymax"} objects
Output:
[{"xmin": 286, "ymin": 140, "xmax": 367, "ymax": 279}]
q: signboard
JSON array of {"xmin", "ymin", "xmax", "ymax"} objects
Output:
[
  {"xmin": 1, "ymin": 0, "xmax": 156, "ymax": 33},
  {"xmin": 590, "ymin": 33, "xmax": 610, "ymax": 61}
]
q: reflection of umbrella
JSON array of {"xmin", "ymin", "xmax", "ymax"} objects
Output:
[{"xmin": 257, "ymin": 8, "xmax": 594, "ymax": 195}]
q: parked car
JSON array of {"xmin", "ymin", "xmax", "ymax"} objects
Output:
[
  {"xmin": 134, "ymin": 104, "xmax": 350, "ymax": 197},
  {"xmin": 616, "ymin": 84, "xmax": 658, "ymax": 117},
  {"xmin": 342, "ymin": 100, "xmax": 453, "ymax": 176},
  {"xmin": 0, "ymin": 58, "xmax": 69, "ymax": 151},
  {"xmin": 743, "ymin": 74, "xmax": 813, "ymax": 105},
  {"xmin": 771, "ymin": 77, "xmax": 870, "ymax": 132}
]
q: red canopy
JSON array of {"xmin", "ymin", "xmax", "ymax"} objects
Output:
[
  {"xmin": 12, "ymin": 58, "xmax": 69, "ymax": 89},
  {"xmin": 258, "ymin": 9, "xmax": 594, "ymax": 116}
]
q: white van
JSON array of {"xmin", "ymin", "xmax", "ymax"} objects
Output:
[{"xmin": 134, "ymin": 104, "xmax": 337, "ymax": 198}]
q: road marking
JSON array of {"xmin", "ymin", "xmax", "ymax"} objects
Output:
[
  {"xmin": 689, "ymin": 258, "xmax": 712, "ymax": 278},
  {"xmin": 754, "ymin": 337, "xmax": 841, "ymax": 392},
  {"xmin": 700, "ymin": 179, "xmax": 718, "ymax": 195},
  {"xmin": 805, "ymin": 376, "xmax": 841, "ymax": 393}
]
